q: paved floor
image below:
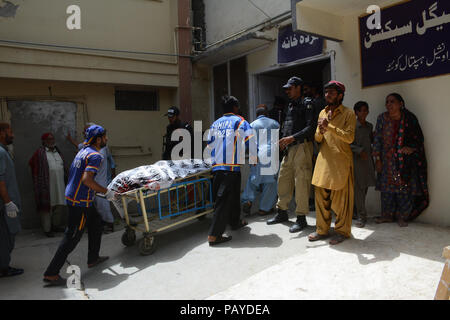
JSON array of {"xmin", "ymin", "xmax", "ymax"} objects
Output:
[{"xmin": 0, "ymin": 209, "xmax": 448, "ymax": 300}]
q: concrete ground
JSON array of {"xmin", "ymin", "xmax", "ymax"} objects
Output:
[{"xmin": 0, "ymin": 209, "xmax": 448, "ymax": 300}]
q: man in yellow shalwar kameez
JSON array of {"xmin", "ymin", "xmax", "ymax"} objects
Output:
[{"xmin": 308, "ymin": 81, "xmax": 356, "ymax": 245}]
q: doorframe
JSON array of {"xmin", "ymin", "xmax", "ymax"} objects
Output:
[{"xmin": 249, "ymin": 51, "xmax": 335, "ymax": 122}]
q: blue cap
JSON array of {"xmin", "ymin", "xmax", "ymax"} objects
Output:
[
  {"xmin": 164, "ymin": 106, "xmax": 180, "ymax": 117},
  {"xmin": 83, "ymin": 125, "xmax": 106, "ymax": 145},
  {"xmin": 283, "ymin": 76, "xmax": 304, "ymax": 89}
]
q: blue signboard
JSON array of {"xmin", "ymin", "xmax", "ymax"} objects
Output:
[
  {"xmin": 278, "ymin": 24, "xmax": 323, "ymax": 64},
  {"xmin": 359, "ymin": 0, "xmax": 450, "ymax": 87}
]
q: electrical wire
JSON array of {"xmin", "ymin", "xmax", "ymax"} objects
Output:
[{"xmin": 0, "ymin": 39, "xmax": 193, "ymax": 58}]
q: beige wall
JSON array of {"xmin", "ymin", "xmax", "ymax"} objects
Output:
[
  {"xmin": 201, "ymin": 9, "xmax": 450, "ymax": 226},
  {"xmin": 204, "ymin": 0, "xmax": 290, "ymax": 45},
  {"xmin": 191, "ymin": 63, "xmax": 212, "ymax": 127},
  {"xmin": 0, "ymin": 78, "xmax": 177, "ymax": 172},
  {"xmin": 326, "ymin": 16, "xmax": 450, "ymax": 227},
  {"xmin": 0, "ymin": 0, "xmax": 179, "ymax": 86}
]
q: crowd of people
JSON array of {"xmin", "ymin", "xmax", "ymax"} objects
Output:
[
  {"xmin": 0, "ymin": 76, "xmax": 429, "ymax": 285},
  {"xmin": 206, "ymin": 77, "xmax": 429, "ymax": 246}
]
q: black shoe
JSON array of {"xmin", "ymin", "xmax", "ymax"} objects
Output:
[
  {"xmin": 289, "ymin": 215, "xmax": 308, "ymax": 233},
  {"xmin": 266, "ymin": 210, "xmax": 288, "ymax": 225},
  {"xmin": 45, "ymin": 232, "xmax": 55, "ymax": 238},
  {"xmin": 0, "ymin": 267, "xmax": 24, "ymax": 278},
  {"xmin": 88, "ymin": 256, "xmax": 109, "ymax": 269}
]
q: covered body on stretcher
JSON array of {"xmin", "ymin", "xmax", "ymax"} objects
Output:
[{"xmin": 107, "ymin": 159, "xmax": 212, "ymax": 219}]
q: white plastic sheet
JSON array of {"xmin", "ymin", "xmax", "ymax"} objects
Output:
[{"xmin": 107, "ymin": 159, "xmax": 211, "ymax": 218}]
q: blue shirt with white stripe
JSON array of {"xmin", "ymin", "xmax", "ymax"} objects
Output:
[{"xmin": 207, "ymin": 113, "xmax": 254, "ymax": 172}]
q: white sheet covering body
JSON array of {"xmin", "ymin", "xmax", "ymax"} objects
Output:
[{"xmin": 108, "ymin": 159, "xmax": 211, "ymax": 218}]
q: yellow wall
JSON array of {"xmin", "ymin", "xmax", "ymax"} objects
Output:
[
  {"xmin": 0, "ymin": 78, "xmax": 177, "ymax": 172},
  {"xmin": 0, "ymin": 0, "xmax": 179, "ymax": 86}
]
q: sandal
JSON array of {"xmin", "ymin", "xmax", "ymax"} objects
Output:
[
  {"xmin": 231, "ymin": 220, "xmax": 248, "ymax": 230},
  {"xmin": 242, "ymin": 202, "xmax": 252, "ymax": 214},
  {"xmin": 0, "ymin": 267, "xmax": 24, "ymax": 278},
  {"xmin": 308, "ymin": 232, "xmax": 329, "ymax": 242},
  {"xmin": 43, "ymin": 275, "xmax": 67, "ymax": 287},
  {"xmin": 355, "ymin": 219, "xmax": 366, "ymax": 228},
  {"xmin": 209, "ymin": 235, "xmax": 232, "ymax": 246},
  {"xmin": 329, "ymin": 234, "xmax": 347, "ymax": 245},
  {"xmin": 375, "ymin": 217, "xmax": 394, "ymax": 224},
  {"xmin": 257, "ymin": 210, "xmax": 272, "ymax": 216},
  {"xmin": 397, "ymin": 218, "xmax": 408, "ymax": 227}
]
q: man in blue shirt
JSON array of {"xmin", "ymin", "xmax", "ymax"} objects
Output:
[
  {"xmin": 43, "ymin": 125, "xmax": 115, "ymax": 286},
  {"xmin": 242, "ymin": 105, "xmax": 280, "ymax": 216},
  {"xmin": 206, "ymin": 96, "xmax": 255, "ymax": 246}
]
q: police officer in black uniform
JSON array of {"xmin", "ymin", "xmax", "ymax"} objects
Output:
[
  {"xmin": 266, "ymin": 76, "xmax": 318, "ymax": 233},
  {"xmin": 162, "ymin": 106, "xmax": 194, "ymax": 160}
]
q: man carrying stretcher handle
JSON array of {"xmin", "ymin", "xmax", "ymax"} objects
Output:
[{"xmin": 43, "ymin": 125, "xmax": 116, "ymax": 287}]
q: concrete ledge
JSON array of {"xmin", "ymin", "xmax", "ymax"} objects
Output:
[{"xmin": 435, "ymin": 246, "xmax": 450, "ymax": 300}]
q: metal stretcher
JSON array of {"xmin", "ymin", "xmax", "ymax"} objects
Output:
[{"xmin": 117, "ymin": 170, "xmax": 214, "ymax": 255}]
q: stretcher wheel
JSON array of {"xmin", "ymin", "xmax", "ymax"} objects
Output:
[
  {"xmin": 121, "ymin": 229, "xmax": 136, "ymax": 247},
  {"xmin": 139, "ymin": 235, "xmax": 156, "ymax": 256}
]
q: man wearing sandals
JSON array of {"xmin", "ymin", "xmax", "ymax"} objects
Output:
[
  {"xmin": 241, "ymin": 105, "xmax": 280, "ymax": 216},
  {"xmin": 309, "ymin": 81, "xmax": 356, "ymax": 245},
  {"xmin": 43, "ymin": 125, "xmax": 115, "ymax": 286},
  {"xmin": 206, "ymin": 96, "xmax": 254, "ymax": 246}
]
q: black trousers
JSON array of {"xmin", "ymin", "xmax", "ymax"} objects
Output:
[
  {"xmin": 0, "ymin": 209, "xmax": 15, "ymax": 271},
  {"xmin": 44, "ymin": 205, "xmax": 103, "ymax": 277},
  {"xmin": 208, "ymin": 170, "xmax": 242, "ymax": 237}
]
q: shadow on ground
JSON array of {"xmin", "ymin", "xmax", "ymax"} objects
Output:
[{"xmin": 80, "ymin": 214, "xmax": 283, "ymax": 292}]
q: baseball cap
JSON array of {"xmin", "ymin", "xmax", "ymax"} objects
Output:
[
  {"xmin": 324, "ymin": 80, "xmax": 346, "ymax": 94},
  {"xmin": 283, "ymin": 76, "xmax": 304, "ymax": 89},
  {"xmin": 164, "ymin": 106, "xmax": 180, "ymax": 117},
  {"xmin": 83, "ymin": 125, "xmax": 106, "ymax": 145}
]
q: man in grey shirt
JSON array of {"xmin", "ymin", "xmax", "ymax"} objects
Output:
[{"xmin": 0, "ymin": 122, "xmax": 23, "ymax": 278}]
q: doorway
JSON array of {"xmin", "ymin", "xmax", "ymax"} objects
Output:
[
  {"xmin": 7, "ymin": 100, "xmax": 78, "ymax": 229},
  {"xmin": 252, "ymin": 57, "xmax": 332, "ymax": 119},
  {"xmin": 212, "ymin": 56, "xmax": 249, "ymax": 121}
]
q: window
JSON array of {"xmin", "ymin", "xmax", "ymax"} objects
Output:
[{"xmin": 115, "ymin": 90, "xmax": 159, "ymax": 111}]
